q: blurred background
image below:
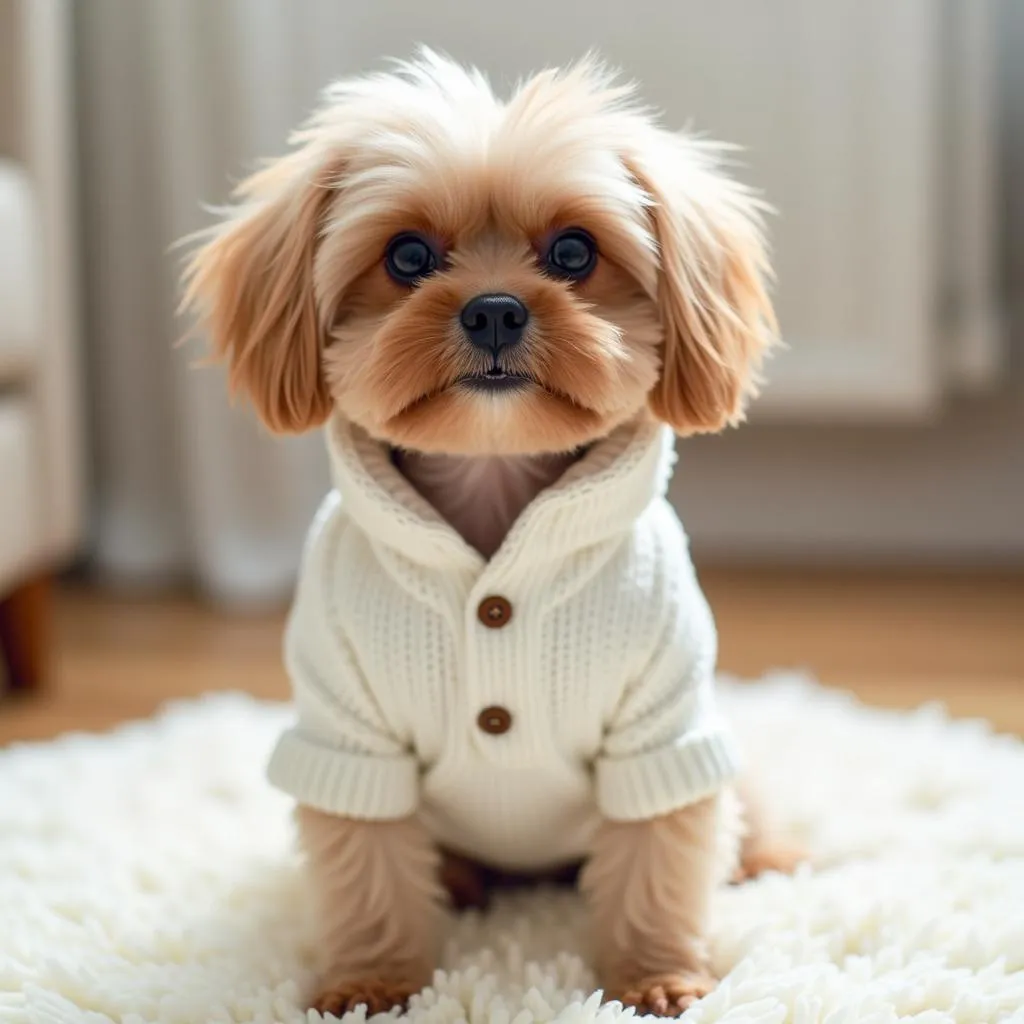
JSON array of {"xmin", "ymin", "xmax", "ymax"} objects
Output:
[{"xmin": 0, "ymin": 0, "xmax": 1021, "ymax": 741}]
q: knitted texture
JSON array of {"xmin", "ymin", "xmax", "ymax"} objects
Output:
[{"xmin": 266, "ymin": 415, "xmax": 739, "ymax": 871}]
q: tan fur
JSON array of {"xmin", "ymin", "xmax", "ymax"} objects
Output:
[
  {"xmin": 181, "ymin": 153, "xmax": 342, "ymax": 433},
  {"xmin": 295, "ymin": 806, "xmax": 444, "ymax": 1013},
  {"xmin": 580, "ymin": 795, "xmax": 735, "ymax": 1015},
  {"xmin": 734, "ymin": 776, "xmax": 809, "ymax": 882},
  {"xmin": 182, "ymin": 51, "xmax": 788, "ymax": 1016},
  {"xmin": 733, "ymin": 840, "xmax": 808, "ymax": 884},
  {"xmin": 625, "ymin": 143, "xmax": 778, "ymax": 434}
]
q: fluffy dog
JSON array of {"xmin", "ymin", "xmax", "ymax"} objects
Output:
[{"xmin": 184, "ymin": 50, "xmax": 795, "ymax": 1017}]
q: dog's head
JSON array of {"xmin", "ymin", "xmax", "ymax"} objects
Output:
[{"xmin": 183, "ymin": 51, "xmax": 776, "ymax": 456}]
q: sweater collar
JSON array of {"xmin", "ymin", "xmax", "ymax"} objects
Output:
[{"xmin": 325, "ymin": 414, "xmax": 677, "ymax": 573}]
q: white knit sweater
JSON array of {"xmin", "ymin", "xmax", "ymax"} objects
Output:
[{"xmin": 267, "ymin": 414, "xmax": 739, "ymax": 871}]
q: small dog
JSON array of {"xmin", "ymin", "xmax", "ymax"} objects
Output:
[{"xmin": 184, "ymin": 51, "xmax": 795, "ymax": 1018}]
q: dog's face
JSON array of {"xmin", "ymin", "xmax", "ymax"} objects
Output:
[{"xmin": 184, "ymin": 52, "xmax": 776, "ymax": 456}]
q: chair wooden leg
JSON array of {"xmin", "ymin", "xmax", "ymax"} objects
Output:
[{"xmin": 0, "ymin": 575, "xmax": 51, "ymax": 691}]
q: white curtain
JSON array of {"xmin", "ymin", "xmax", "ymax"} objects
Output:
[
  {"xmin": 77, "ymin": 1, "xmax": 343, "ymax": 605},
  {"xmin": 75, "ymin": 0, "xmax": 1004, "ymax": 603}
]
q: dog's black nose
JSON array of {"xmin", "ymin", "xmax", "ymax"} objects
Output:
[{"xmin": 460, "ymin": 294, "xmax": 529, "ymax": 354}]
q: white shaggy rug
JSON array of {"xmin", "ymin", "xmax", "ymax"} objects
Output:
[{"xmin": 2, "ymin": 675, "xmax": 1023, "ymax": 1024}]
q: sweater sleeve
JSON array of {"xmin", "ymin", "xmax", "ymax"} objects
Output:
[
  {"xmin": 265, "ymin": 493, "xmax": 419, "ymax": 820},
  {"xmin": 594, "ymin": 532, "xmax": 741, "ymax": 821}
]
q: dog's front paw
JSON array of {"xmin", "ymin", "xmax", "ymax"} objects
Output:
[
  {"xmin": 611, "ymin": 972, "xmax": 717, "ymax": 1017},
  {"xmin": 311, "ymin": 978, "xmax": 420, "ymax": 1018}
]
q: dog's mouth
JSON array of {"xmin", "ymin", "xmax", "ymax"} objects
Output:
[
  {"xmin": 457, "ymin": 367, "xmax": 534, "ymax": 393},
  {"xmin": 389, "ymin": 368, "xmax": 589, "ymax": 426}
]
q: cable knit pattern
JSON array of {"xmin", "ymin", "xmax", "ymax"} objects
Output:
[{"xmin": 266, "ymin": 414, "xmax": 740, "ymax": 871}]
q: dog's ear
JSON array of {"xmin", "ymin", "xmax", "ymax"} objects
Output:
[
  {"xmin": 626, "ymin": 133, "xmax": 777, "ymax": 434},
  {"xmin": 181, "ymin": 149, "xmax": 342, "ymax": 434}
]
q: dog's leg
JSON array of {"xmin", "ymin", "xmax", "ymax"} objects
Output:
[
  {"xmin": 439, "ymin": 848, "xmax": 492, "ymax": 911},
  {"xmin": 733, "ymin": 777, "xmax": 808, "ymax": 882},
  {"xmin": 581, "ymin": 796, "xmax": 727, "ymax": 1018},
  {"xmin": 296, "ymin": 806, "xmax": 443, "ymax": 1016}
]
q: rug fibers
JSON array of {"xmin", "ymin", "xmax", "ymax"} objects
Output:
[{"xmin": 1, "ymin": 674, "xmax": 1023, "ymax": 1024}]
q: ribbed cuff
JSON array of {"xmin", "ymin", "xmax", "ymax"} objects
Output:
[
  {"xmin": 596, "ymin": 728, "xmax": 741, "ymax": 821},
  {"xmin": 266, "ymin": 729, "xmax": 419, "ymax": 820}
]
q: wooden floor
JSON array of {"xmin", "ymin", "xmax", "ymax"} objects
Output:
[{"xmin": 1, "ymin": 569, "xmax": 1023, "ymax": 745}]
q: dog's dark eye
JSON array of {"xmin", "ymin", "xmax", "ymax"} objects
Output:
[
  {"xmin": 385, "ymin": 233, "xmax": 438, "ymax": 284},
  {"xmin": 545, "ymin": 229, "xmax": 598, "ymax": 280}
]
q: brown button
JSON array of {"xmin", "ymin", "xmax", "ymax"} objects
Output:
[
  {"xmin": 478, "ymin": 596, "xmax": 513, "ymax": 628},
  {"xmin": 477, "ymin": 705, "xmax": 513, "ymax": 735}
]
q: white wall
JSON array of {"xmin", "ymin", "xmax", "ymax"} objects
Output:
[{"xmin": 675, "ymin": 0, "xmax": 1024, "ymax": 566}]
